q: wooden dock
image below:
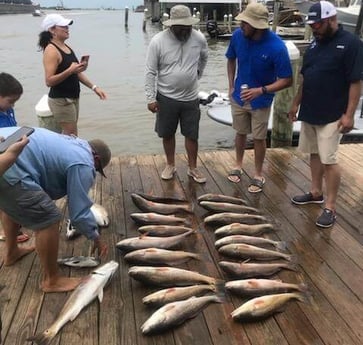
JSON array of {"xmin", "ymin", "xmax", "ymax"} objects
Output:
[{"xmin": 1, "ymin": 144, "xmax": 362, "ymax": 345}]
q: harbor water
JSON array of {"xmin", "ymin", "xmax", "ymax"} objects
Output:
[{"xmin": 0, "ymin": 10, "xmax": 235, "ymax": 156}]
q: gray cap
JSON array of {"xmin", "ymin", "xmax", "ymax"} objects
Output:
[{"xmin": 88, "ymin": 139, "xmax": 111, "ymax": 178}]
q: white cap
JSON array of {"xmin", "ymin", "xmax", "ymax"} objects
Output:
[
  {"xmin": 41, "ymin": 13, "xmax": 73, "ymax": 31},
  {"xmin": 306, "ymin": 1, "xmax": 337, "ymax": 24}
]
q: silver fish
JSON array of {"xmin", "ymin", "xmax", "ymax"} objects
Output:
[
  {"xmin": 136, "ymin": 192, "xmax": 187, "ymax": 203},
  {"xmin": 130, "ymin": 212, "xmax": 189, "ymax": 226},
  {"xmin": 218, "ymin": 243, "xmax": 293, "ymax": 261},
  {"xmin": 219, "ymin": 261, "xmax": 298, "ymax": 278},
  {"xmin": 116, "ymin": 230, "xmax": 195, "ymax": 252},
  {"xmin": 225, "ymin": 279, "xmax": 308, "ymax": 297},
  {"xmin": 131, "ymin": 193, "xmax": 192, "ymax": 215},
  {"xmin": 27, "ymin": 260, "xmax": 119, "ymax": 345},
  {"xmin": 215, "ymin": 223, "xmax": 274, "ymax": 237},
  {"xmin": 142, "ymin": 284, "xmax": 220, "ymax": 307},
  {"xmin": 199, "ymin": 201, "xmax": 260, "ymax": 214},
  {"xmin": 197, "ymin": 193, "xmax": 248, "ymax": 205},
  {"xmin": 231, "ymin": 292, "xmax": 307, "ymax": 321},
  {"xmin": 57, "ymin": 256, "xmax": 101, "ymax": 268},
  {"xmin": 65, "ymin": 219, "xmax": 81, "ymax": 240},
  {"xmin": 124, "ymin": 248, "xmax": 201, "ymax": 266},
  {"xmin": 90, "ymin": 203, "xmax": 109, "ymax": 227},
  {"xmin": 138, "ymin": 225, "xmax": 193, "ymax": 237},
  {"xmin": 215, "ymin": 235, "xmax": 286, "ymax": 250},
  {"xmin": 141, "ymin": 295, "xmax": 223, "ymax": 334},
  {"xmin": 128, "ymin": 266, "xmax": 217, "ymax": 287},
  {"xmin": 204, "ymin": 212, "xmax": 268, "ymax": 225}
]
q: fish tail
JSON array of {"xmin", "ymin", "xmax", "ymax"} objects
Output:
[
  {"xmin": 286, "ymin": 262, "xmax": 299, "ymax": 272},
  {"xmin": 295, "ymin": 290, "xmax": 312, "ymax": 305},
  {"xmin": 275, "ymin": 241, "xmax": 287, "ymax": 250},
  {"xmin": 297, "ymin": 282, "xmax": 309, "ymax": 293},
  {"xmin": 287, "ymin": 254, "xmax": 298, "ymax": 263},
  {"xmin": 212, "ymin": 280, "xmax": 226, "ymax": 298},
  {"xmin": 27, "ymin": 330, "xmax": 55, "ymax": 345}
]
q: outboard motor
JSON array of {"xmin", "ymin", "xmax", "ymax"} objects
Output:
[{"xmin": 206, "ymin": 20, "xmax": 220, "ymax": 38}]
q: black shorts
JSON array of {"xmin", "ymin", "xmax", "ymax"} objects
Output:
[{"xmin": 155, "ymin": 93, "xmax": 201, "ymax": 140}]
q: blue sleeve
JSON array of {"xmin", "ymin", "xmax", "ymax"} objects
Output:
[{"xmin": 66, "ymin": 165, "xmax": 99, "ymax": 240}]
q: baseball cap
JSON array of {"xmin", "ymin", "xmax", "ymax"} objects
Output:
[
  {"xmin": 306, "ymin": 1, "xmax": 337, "ymax": 24},
  {"xmin": 88, "ymin": 139, "xmax": 111, "ymax": 178},
  {"xmin": 41, "ymin": 13, "xmax": 73, "ymax": 31}
]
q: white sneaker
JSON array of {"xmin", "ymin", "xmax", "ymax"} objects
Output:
[
  {"xmin": 187, "ymin": 168, "xmax": 206, "ymax": 183},
  {"xmin": 161, "ymin": 165, "xmax": 176, "ymax": 180}
]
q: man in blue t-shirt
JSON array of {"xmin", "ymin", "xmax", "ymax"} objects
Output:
[
  {"xmin": 289, "ymin": 1, "xmax": 362, "ymax": 228},
  {"xmin": 226, "ymin": 3, "xmax": 292, "ymax": 192}
]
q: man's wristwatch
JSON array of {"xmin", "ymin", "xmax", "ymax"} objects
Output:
[{"xmin": 262, "ymin": 86, "xmax": 268, "ymax": 94}]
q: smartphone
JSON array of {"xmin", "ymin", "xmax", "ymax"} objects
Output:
[
  {"xmin": 80, "ymin": 55, "xmax": 90, "ymax": 64},
  {"xmin": 0, "ymin": 126, "xmax": 34, "ymax": 153}
]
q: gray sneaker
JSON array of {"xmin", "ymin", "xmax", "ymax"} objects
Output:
[
  {"xmin": 316, "ymin": 208, "xmax": 336, "ymax": 228},
  {"xmin": 291, "ymin": 192, "xmax": 324, "ymax": 205}
]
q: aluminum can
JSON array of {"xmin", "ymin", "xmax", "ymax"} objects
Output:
[{"xmin": 240, "ymin": 84, "xmax": 249, "ymax": 91}]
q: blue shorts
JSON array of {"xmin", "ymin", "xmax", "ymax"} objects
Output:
[
  {"xmin": 155, "ymin": 93, "xmax": 201, "ymax": 140},
  {"xmin": 0, "ymin": 178, "xmax": 62, "ymax": 230}
]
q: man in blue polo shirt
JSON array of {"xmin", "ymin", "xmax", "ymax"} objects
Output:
[
  {"xmin": 226, "ymin": 2, "xmax": 292, "ymax": 192},
  {"xmin": 289, "ymin": 1, "xmax": 362, "ymax": 227}
]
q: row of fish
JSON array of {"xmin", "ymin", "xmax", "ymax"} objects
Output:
[
  {"xmin": 121, "ymin": 193, "xmax": 226, "ymax": 334},
  {"xmin": 120, "ymin": 192, "xmax": 309, "ymax": 334},
  {"xmin": 199, "ymin": 194, "xmax": 309, "ymax": 324}
]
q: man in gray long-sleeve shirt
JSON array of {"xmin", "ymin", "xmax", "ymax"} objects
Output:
[{"xmin": 145, "ymin": 5, "xmax": 208, "ymax": 183}]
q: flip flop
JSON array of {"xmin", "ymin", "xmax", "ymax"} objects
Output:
[
  {"xmin": 248, "ymin": 177, "xmax": 266, "ymax": 193},
  {"xmin": 227, "ymin": 169, "xmax": 242, "ymax": 183}
]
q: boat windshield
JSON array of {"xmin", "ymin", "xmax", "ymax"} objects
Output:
[{"xmin": 349, "ymin": 0, "xmax": 361, "ymax": 6}]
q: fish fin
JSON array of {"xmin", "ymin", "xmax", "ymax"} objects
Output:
[
  {"xmin": 27, "ymin": 329, "xmax": 55, "ymax": 345},
  {"xmin": 275, "ymin": 241, "xmax": 287, "ymax": 250},
  {"xmin": 98, "ymin": 289, "xmax": 104, "ymax": 303}
]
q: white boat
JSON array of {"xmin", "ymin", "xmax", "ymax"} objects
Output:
[
  {"xmin": 205, "ymin": 95, "xmax": 363, "ymax": 144},
  {"xmin": 336, "ymin": 0, "xmax": 361, "ymax": 34}
]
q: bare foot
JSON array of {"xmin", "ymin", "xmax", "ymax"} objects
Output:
[
  {"xmin": 4, "ymin": 246, "xmax": 35, "ymax": 266},
  {"xmin": 41, "ymin": 276, "xmax": 83, "ymax": 293}
]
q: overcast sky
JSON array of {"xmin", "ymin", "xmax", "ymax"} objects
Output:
[{"xmin": 38, "ymin": 0, "xmax": 140, "ymax": 9}]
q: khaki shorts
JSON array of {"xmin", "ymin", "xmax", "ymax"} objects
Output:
[
  {"xmin": 48, "ymin": 97, "xmax": 79, "ymax": 123},
  {"xmin": 298, "ymin": 120, "xmax": 343, "ymax": 164},
  {"xmin": 231, "ymin": 99, "xmax": 271, "ymax": 140}
]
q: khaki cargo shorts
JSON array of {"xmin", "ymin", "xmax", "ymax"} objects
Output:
[
  {"xmin": 231, "ymin": 99, "xmax": 271, "ymax": 140},
  {"xmin": 298, "ymin": 120, "xmax": 343, "ymax": 164},
  {"xmin": 48, "ymin": 97, "xmax": 79, "ymax": 123}
]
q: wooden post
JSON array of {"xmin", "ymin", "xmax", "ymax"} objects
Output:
[
  {"xmin": 213, "ymin": 9, "xmax": 217, "ymax": 21},
  {"xmin": 271, "ymin": 0, "xmax": 279, "ymax": 33},
  {"xmin": 162, "ymin": 13, "xmax": 169, "ymax": 30},
  {"xmin": 224, "ymin": 14, "xmax": 228, "ymax": 30},
  {"xmin": 143, "ymin": 8, "xmax": 148, "ymax": 32},
  {"xmin": 228, "ymin": 14, "xmax": 232, "ymax": 33},
  {"xmin": 125, "ymin": 6, "xmax": 129, "ymax": 28},
  {"xmin": 271, "ymin": 41, "xmax": 300, "ymax": 147},
  {"xmin": 355, "ymin": 2, "xmax": 363, "ymax": 37}
]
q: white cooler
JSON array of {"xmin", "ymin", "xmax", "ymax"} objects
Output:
[{"xmin": 35, "ymin": 94, "xmax": 61, "ymax": 133}]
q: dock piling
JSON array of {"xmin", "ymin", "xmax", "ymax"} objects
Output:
[
  {"xmin": 124, "ymin": 6, "xmax": 129, "ymax": 28},
  {"xmin": 143, "ymin": 8, "xmax": 148, "ymax": 32}
]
